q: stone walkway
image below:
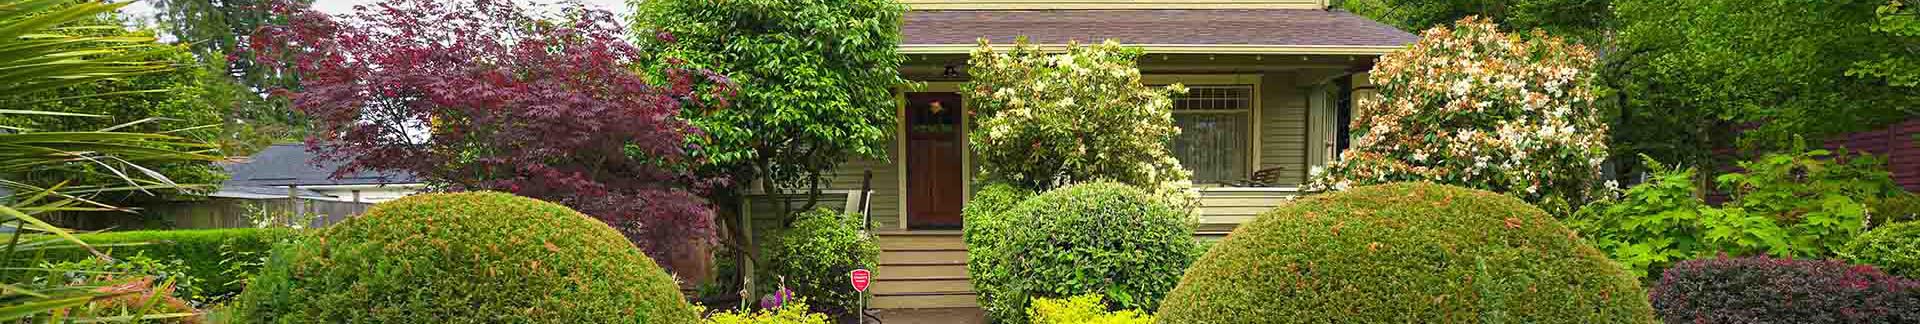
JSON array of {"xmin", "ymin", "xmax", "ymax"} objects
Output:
[{"xmin": 864, "ymin": 308, "xmax": 986, "ymax": 324}]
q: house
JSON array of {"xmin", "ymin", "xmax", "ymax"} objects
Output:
[
  {"xmin": 741, "ymin": 0, "xmax": 1418, "ymax": 309},
  {"xmin": 154, "ymin": 144, "xmax": 424, "ymax": 228},
  {"xmin": 214, "ymin": 144, "xmax": 424, "ymax": 204}
]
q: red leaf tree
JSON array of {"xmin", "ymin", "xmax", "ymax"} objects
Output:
[{"xmin": 245, "ymin": 0, "xmax": 733, "ymax": 266}]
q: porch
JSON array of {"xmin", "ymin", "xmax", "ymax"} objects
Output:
[{"xmin": 741, "ymin": 186, "xmax": 1307, "ymax": 309}]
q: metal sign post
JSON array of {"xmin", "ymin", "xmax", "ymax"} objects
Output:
[{"xmin": 850, "ymin": 268, "xmax": 874, "ymax": 323}]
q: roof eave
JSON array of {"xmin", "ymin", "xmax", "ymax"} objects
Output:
[{"xmin": 898, "ymin": 44, "xmax": 1406, "ymax": 55}]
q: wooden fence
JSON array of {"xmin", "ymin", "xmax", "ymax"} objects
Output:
[{"xmin": 44, "ymin": 198, "xmax": 371, "ymax": 230}]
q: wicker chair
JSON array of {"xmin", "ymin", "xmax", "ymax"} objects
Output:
[{"xmin": 1223, "ymin": 166, "xmax": 1288, "ymax": 187}]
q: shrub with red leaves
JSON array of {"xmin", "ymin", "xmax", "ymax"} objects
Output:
[
  {"xmin": 244, "ymin": 0, "xmax": 733, "ymax": 267},
  {"xmin": 1650, "ymin": 256, "xmax": 1920, "ymax": 324}
]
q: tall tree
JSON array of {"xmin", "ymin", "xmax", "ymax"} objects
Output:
[
  {"xmin": 1607, "ymin": 0, "xmax": 1920, "ymax": 168},
  {"xmin": 149, "ymin": 0, "xmax": 312, "ymax": 152},
  {"xmin": 631, "ymin": 0, "xmax": 908, "ymax": 198},
  {"xmin": 630, "ymin": 0, "xmax": 908, "ymax": 297},
  {"xmin": 246, "ymin": 0, "xmax": 732, "ymax": 268},
  {"xmin": 1339, "ymin": 0, "xmax": 1613, "ymax": 44}
]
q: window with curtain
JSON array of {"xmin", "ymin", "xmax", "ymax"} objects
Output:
[{"xmin": 1168, "ymin": 85, "xmax": 1253, "ymax": 184}]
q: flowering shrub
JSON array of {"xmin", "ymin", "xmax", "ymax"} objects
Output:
[
  {"xmin": 246, "ymin": 0, "xmax": 730, "ymax": 266},
  {"xmin": 1306, "ymin": 17, "xmax": 1608, "ymax": 216},
  {"xmin": 704, "ymin": 299, "xmax": 830, "ymax": 324},
  {"xmin": 1027, "ymin": 295, "xmax": 1154, "ymax": 324},
  {"xmin": 1649, "ymin": 256, "xmax": 1920, "ymax": 324},
  {"xmin": 964, "ymin": 38, "xmax": 1191, "ymax": 195},
  {"xmin": 1571, "ymin": 147, "xmax": 1903, "ymax": 278}
]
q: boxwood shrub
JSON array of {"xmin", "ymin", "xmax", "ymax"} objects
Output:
[
  {"xmin": 1842, "ymin": 221, "xmax": 1920, "ymax": 278},
  {"xmin": 965, "ymin": 182, "xmax": 1195, "ymax": 323},
  {"xmin": 1650, "ymin": 256, "xmax": 1920, "ymax": 323},
  {"xmin": 764, "ymin": 208, "xmax": 878, "ymax": 315},
  {"xmin": 0, "ymin": 228, "xmax": 287, "ymax": 300},
  {"xmin": 1158, "ymin": 182, "xmax": 1656, "ymax": 323},
  {"xmin": 227, "ymin": 192, "xmax": 699, "ymax": 323}
]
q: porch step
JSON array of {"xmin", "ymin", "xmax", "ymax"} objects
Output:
[
  {"xmin": 877, "ymin": 264, "xmax": 969, "ymax": 279},
  {"xmin": 879, "ymin": 250, "xmax": 969, "ymax": 265},
  {"xmin": 873, "ymin": 231, "xmax": 975, "ymax": 309},
  {"xmin": 876, "ymin": 234, "xmax": 968, "ymax": 250},
  {"xmin": 871, "ymin": 292, "xmax": 979, "ymax": 309}
]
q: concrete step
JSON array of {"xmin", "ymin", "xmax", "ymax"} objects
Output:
[
  {"xmin": 872, "ymin": 292, "xmax": 979, "ymax": 309},
  {"xmin": 879, "ymin": 250, "xmax": 968, "ymax": 265},
  {"xmin": 877, "ymin": 263, "xmax": 969, "ymax": 279}
]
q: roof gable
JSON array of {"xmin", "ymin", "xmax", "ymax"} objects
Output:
[{"xmin": 901, "ymin": 9, "xmax": 1417, "ymax": 53}]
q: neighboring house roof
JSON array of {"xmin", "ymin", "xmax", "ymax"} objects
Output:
[
  {"xmin": 210, "ymin": 144, "xmax": 421, "ymax": 199},
  {"xmin": 900, "ymin": 9, "xmax": 1419, "ymax": 54}
]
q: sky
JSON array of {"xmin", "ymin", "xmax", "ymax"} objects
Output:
[{"xmin": 119, "ymin": 0, "xmax": 636, "ymax": 23}]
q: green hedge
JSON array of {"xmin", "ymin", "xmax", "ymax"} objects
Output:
[
  {"xmin": 1158, "ymin": 182, "xmax": 1656, "ymax": 323},
  {"xmin": 227, "ymin": 192, "xmax": 699, "ymax": 323},
  {"xmin": 2, "ymin": 228, "xmax": 288, "ymax": 300},
  {"xmin": 1841, "ymin": 221, "xmax": 1920, "ymax": 278},
  {"xmin": 765, "ymin": 209, "xmax": 879, "ymax": 315},
  {"xmin": 965, "ymin": 182, "xmax": 1196, "ymax": 323}
]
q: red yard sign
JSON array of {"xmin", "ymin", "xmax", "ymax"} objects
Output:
[{"xmin": 849, "ymin": 269, "xmax": 872, "ymax": 292}]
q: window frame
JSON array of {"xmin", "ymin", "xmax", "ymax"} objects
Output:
[{"xmin": 1147, "ymin": 80, "xmax": 1261, "ymax": 186}]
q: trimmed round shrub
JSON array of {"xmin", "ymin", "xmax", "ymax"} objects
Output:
[
  {"xmin": 227, "ymin": 192, "xmax": 699, "ymax": 323},
  {"xmin": 965, "ymin": 182, "xmax": 1196, "ymax": 323},
  {"xmin": 1650, "ymin": 256, "xmax": 1920, "ymax": 323},
  {"xmin": 764, "ymin": 208, "xmax": 879, "ymax": 315},
  {"xmin": 1842, "ymin": 221, "xmax": 1920, "ymax": 279},
  {"xmin": 1158, "ymin": 182, "xmax": 1655, "ymax": 323}
]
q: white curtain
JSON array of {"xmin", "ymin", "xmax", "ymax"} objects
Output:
[{"xmin": 1172, "ymin": 113, "xmax": 1249, "ymax": 183}]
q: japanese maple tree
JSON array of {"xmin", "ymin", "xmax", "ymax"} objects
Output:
[{"xmin": 246, "ymin": 0, "xmax": 733, "ymax": 265}]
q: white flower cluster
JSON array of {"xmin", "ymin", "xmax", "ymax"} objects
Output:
[{"xmin": 1306, "ymin": 17, "xmax": 1608, "ymax": 215}]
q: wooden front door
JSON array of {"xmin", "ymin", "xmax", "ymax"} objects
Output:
[{"xmin": 906, "ymin": 92, "xmax": 964, "ymax": 229}]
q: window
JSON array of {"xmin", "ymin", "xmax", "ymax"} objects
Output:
[{"xmin": 1169, "ymin": 85, "xmax": 1253, "ymax": 183}]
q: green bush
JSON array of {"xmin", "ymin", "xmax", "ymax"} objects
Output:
[
  {"xmin": 227, "ymin": 192, "xmax": 699, "ymax": 323},
  {"xmin": 1027, "ymin": 295, "xmax": 1153, "ymax": 324},
  {"xmin": 961, "ymin": 182, "xmax": 1031, "ymax": 267},
  {"xmin": 1572, "ymin": 150, "xmax": 1903, "ymax": 278},
  {"xmin": 1159, "ymin": 182, "xmax": 1656, "ymax": 323},
  {"xmin": 1841, "ymin": 221, "xmax": 1920, "ymax": 278},
  {"xmin": 1870, "ymin": 194, "xmax": 1920, "ymax": 228},
  {"xmin": 764, "ymin": 208, "xmax": 878, "ymax": 315},
  {"xmin": 966, "ymin": 182, "xmax": 1196, "ymax": 323},
  {"xmin": 703, "ymin": 299, "xmax": 831, "ymax": 324},
  {"xmin": 0, "ymin": 228, "xmax": 285, "ymax": 301}
]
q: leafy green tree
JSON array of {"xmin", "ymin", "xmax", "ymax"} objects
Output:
[
  {"xmin": 630, "ymin": 0, "xmax": 909, "ymax": 297},
  {"xmin": 149, "ymin": 0, "xmax": 312, "ymax": 151},
  {"xmin": 1847, "ymin": 0, "xmax": 1919, "ymax": 89},
  {"xmin": 632, "ymin": 0, "xmax": 908, "ymax": 193},
  {"xmin": 1607, "ymin": 0, "xmax": 1920, "ymax": 167},
  {"xmin": 1338, "ymin": 0, "xmax": 1612, "ymax": 44}
]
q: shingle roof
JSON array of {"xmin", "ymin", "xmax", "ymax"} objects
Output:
[
  {"xmin": 220, "ymin": 144, "xmax": 420, "ymax": 187},
  {"xmin": 903, "ymin": 9, "xmax": 1417, "ymax": 47}
]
